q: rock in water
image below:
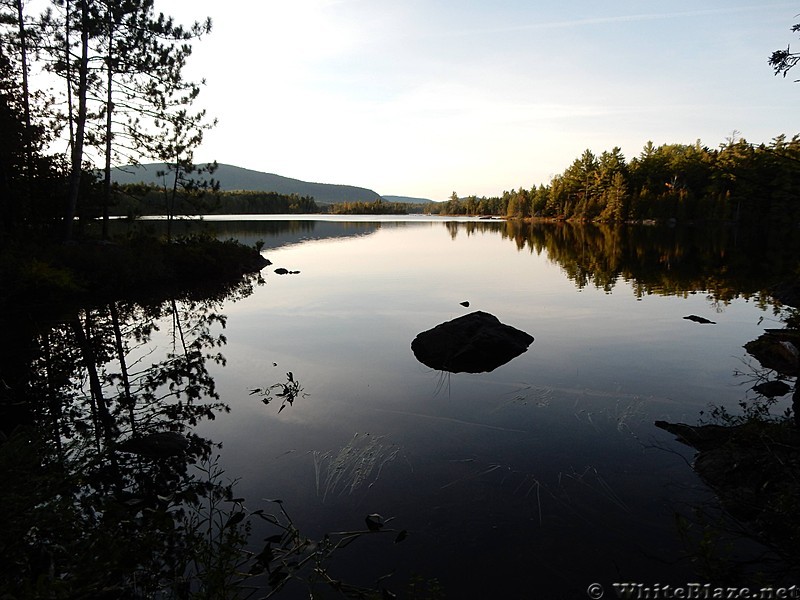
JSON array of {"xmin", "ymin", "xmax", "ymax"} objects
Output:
[
  {"xmin": 745, "ymin": 330, "xmax": 800, "ymax": 376},
  {"xmin": 753, "ymin": 380, "xmax": 792, "ymax": 398},
  {"xmin": 683, "ymin": 315, "xmax": 716, "ymax": 324},
  {"xmin": 411, "ymin": 311, "xmax": 534, "ymax": 373}
]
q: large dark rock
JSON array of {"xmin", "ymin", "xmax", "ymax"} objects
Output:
[
  {"xmin": 744, "ymin": 330, "xmax": 800, "ymax": 376},
  {"xmin": 411, "ymin": 311, "xmax": 534, "ymax": 373}
]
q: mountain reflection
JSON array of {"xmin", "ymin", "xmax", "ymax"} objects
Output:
[{"xmin": 0, "ymin": 277, "xmax": 258, "ymax": 597}]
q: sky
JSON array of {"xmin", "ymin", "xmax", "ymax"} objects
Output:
[{"xmin": 157, "ymin": 0, "xmax": 800, "ymax": 201}]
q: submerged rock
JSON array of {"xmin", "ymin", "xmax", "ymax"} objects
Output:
[
  {"xmin": 683, "ymin": 315, "xmax": 716, "ymax": 324},
  {"xmin": 411, "ymin": 311, "xmax": 533, "ymax": 373}
]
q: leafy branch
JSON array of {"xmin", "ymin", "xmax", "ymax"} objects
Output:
[{"xmin": 250, "ymin": 371, "xmax": 307, "ymax": 413}]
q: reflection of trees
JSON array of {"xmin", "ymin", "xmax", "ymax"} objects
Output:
[
  {"xmin": 1, "ymin": 273, "xmax": 407, "ymax": 598},
  {"xmin": 657, "ymin": 306, "xmax": 800, "ymax": 585},
  {"xmin": 447, "ymin": 221, "xmax": 800, "ymax": 305},
  {"xmin": 444, "ymin": 217, "xmax": 800, "ymax": 584},
  {"xmin": 0, "ymin": 277, "xmax": 256, "ymax": 597},
  {"xmin": 26, "ymin": 291, "xmax": 244, "ymax": 455},
  {"xmin": 109, "ymin": 218, "xmax": 383, "ymax": 251}
]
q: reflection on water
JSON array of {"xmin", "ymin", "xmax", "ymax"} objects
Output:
[
  {"xmin": 656, "ymin": 326, "xmax": 800, "ymax": 585},
  {"xmin": 0, "ymin": 278, "xmax": 259, "ymax": 596},
  {"xmin": 4, "ymin": 217, "xmax": 800, "ymax": 597},
  {"xmin": 110, "ymin": 215, "xmax": 396, "ymax": 251},
  {"xmin": 490, "ymin": 219, "xmax": 795, "ymax": 303}
]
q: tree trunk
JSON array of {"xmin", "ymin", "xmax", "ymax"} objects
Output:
[
  {"xmin": 64, "ymin": 0, "xmax": 90, "ymax": 242},
  {"xmin": 109, "ymin": 302, "xmax": 136, "ymax": 436},
  {"xmin": 9, "ymin": 0, "xmax": 32, "ymax": 229},
  {"xmin": 101, "ymin": 7, "xmax": 115, "ymax": 240},
  {"xmin": 65, "ymin": 0, "xmax": 75, "ymax": 151},
  {"xmin": 72, "ymin": 311, "xmax": 116, "ymax": 448}
]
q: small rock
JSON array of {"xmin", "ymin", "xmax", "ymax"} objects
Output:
[
  {"xmin": 683, "ymin": 315, "xmax": 716, "ymax": 324},
  {"xmin": 753, "ymin": 380, "xmax": 792, "ymax": 398}
]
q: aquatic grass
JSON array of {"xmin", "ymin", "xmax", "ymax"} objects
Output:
[
  {"xmin": 248, "ymin": 499, "xmax": 408, "ymax": 598},
  {"xmin": 489, "ymin": 381, "xmax": 647, "ymax": 436},
  {"xmin": 489, "ymin": 384, "xmax": 554, "ymax": 413},
  {"xmin": 436, "ymin": 454, "xmax": 631, "ymax": 530},
  {"xmin": 559, "ymin": 466, "xmax": 630, "ymax": 513},
  {"xmin": 439, "ymin": 463, "xmax": 504, "ymax": 491},
  {"xmin": 432, "ymin": 370, "xmax": 452, "ymax": 398},
  {"xmin": 507, "ymin": 473, "xmax": 548, "ymax": 525},
  {"xmin": 313, "ymin": 433, "xmax": 400, "ymax": 502}
]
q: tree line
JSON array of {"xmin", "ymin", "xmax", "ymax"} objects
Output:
[
  {"xmin": 0, "ymin": 0, "xmax": 214, "ymax": 241},
  {"xmin": 329, "ymin": 198, "xmax": 419, "ymax": 215},
  {"xmin": 4, "ymin": 5, "xmax": 800, "ymax": 232},
  {"xmin": 432, "ymin": 135, "xmax": 800, "ymax": 226},
  {"xmin": 112, "ymin": 185, "xmax": 320, "ymax": 216}
]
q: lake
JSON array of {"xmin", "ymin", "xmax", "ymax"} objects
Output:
[
  {"xmin": 179, "ymin": 216, "xmax": 792, "ymax": 596},
  {"xmin": 8, "ymin": 216, "xmax": 798, "ymax": 598}
]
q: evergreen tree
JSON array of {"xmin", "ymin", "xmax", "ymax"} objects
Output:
[
  {"xmin": 769, "ymin": 20, "xmax": 800, "ymax": 80},
  {"xmin": 35, "ymin": 0, "xmax": 213, "ymax": 240}
]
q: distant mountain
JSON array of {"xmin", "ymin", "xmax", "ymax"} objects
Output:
[
  {"xmin": 111, "ymin": 163, "xmax": 383, "ymax": 205},
  {"xmin": 383, "ymin": 195, "xmax": 437, "ymax": 204}
]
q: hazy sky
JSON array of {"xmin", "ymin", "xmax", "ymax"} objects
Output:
[{"xmin": 159, "ymin": 0, "xmax": 800, "ymax": 200}]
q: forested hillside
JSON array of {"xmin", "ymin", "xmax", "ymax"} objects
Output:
[
  {"xmin": 434, "ymin": 135, "xmax": 800, "ymax": 225},
  {"xmin": 111, "ymin": 163, "xmax": 383, "ymax": 205}
]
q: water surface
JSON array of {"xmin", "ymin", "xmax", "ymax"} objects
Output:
[{"xmin": 171, "ymin": 217, "xmax": 786, "ymax": 597}]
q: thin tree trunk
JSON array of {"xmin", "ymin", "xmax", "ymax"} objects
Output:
[
  {"xmin": 72, "ymin": 312, "xmax": 116, "ymax": 447},
  {"xmin": 110, "ymin": 302, "xmax": 136, "ymax": 436},
  {"xmin": 170, "ymin": 298, "xmax": 188, "ymax": 355},
  {"xmin": 12, "ymin": 0, "xmax": 31, "ymax": 227},
  {"xmin": 64, "ymin": 0, "xmax": 90, "ymax": 242},
  {"xmin": 71, "ymin": 319, "xmax": 101, "ymax": 452},
  {"xmin": 102, "ymin": 8, "xmax": 114, "ymax": 240},
  {"xmin": 65, "ymin": 0, "xmax": 75, "ymax": 153},
  {"xmin": 166, "ymin": 160, "xmax": 181, "ymax": 242},
  {"xmin": 15, "ymin": 0, "xmax": 31, "ymax": 144},
  {"xmin": 74, "ymin": 310, "xmax": 123, "ymax": 493}
]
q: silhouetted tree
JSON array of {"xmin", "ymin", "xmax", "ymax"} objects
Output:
[{"xmin": 770, "ymin": 20, "xmax": 800, "ymax": 81}]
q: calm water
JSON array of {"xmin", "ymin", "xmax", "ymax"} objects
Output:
[
  {"xmin": 13, "ymin": 216, "xmax": 794, "ymax": 598},
  {"xmin": 159, "ymin": 217, "xmax": 785, "ymax": 597}
]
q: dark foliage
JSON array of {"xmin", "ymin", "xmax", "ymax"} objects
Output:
[{"xmin": 431, "ymin": 137, "xmax": 800, "ymax": 225}]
